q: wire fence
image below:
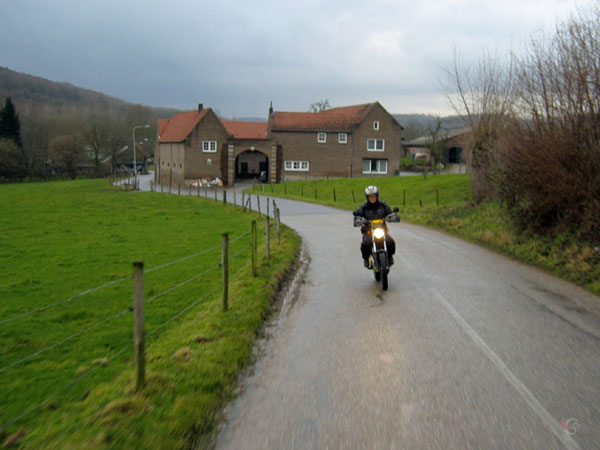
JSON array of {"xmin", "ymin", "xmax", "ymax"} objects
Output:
[{"xmin": 0, "ymin": 199, "xmax": 283, "ymax": 433}]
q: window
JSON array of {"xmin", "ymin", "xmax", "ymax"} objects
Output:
[
  {"xmin": 362, "ymin": 159, "xmax": 388, "ymax": 174},
  {"xmin": 367, "ymin": 139, "xmax": 385, "ymax": 151},
  {"xmin": 284, "ymin": 160, "xmax": 309, "ymax": 171},
  {"xmin": 317, "ymin": 132, "xmax": 326, "ymax": 143},
  {"xmin": 202, "ymin": 141, "xmax": 217, "ymax": 152},
  {"xmin": 338, "ymin": 133, "xmax": 347, "ymax": 144},
  {"xmin": 373, "ymin": 120, "xmax": 380, "ymax": 130}
]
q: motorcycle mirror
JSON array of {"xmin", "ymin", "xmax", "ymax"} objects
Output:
[{"xmin": 393, "ymin": 207, "xmax": 399, "ymax": 213}]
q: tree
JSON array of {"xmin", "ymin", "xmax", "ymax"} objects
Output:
[
  {"xmin": 0, "ymin": 138, "xmax": 26, "ymax": 178},
  {"xmin": 82, "ymin": 117, "xmax": 109, "ymax": 178},
  {"xmin": 442, "ymin": 49, "xmax": 515, "ymax": 202},
  {"xmin": 309, "ymin": 99, "xmax": 331, "ymax": 112},
  {"xmin": 49, "ymin": 135, "xmax": 82, "ymax": 179},
  {"xmin": 425, "ymin": 116, "xmax": 448, "ymax": 175},
  {"xmin": 0, "ymin": 97, "xmax": 23, "ymax": 148},
  {"xmin": 504, "ymin": 4, "xmax": 600, "ymax": 240}
]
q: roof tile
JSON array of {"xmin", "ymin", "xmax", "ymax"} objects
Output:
[
  {"xmin": 222, "ymin": 120, "xmax": 267, "ymax": 140},
  {"xmin": 158, "ymin": 109, "xmax": 210, "ymax": 142},
  {"xmin": 271, "ymin": 103, "xmax": 375, "ymax": 131}
]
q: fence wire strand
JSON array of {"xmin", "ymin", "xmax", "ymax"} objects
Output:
[
  {"xmin": 0, "ymin": 344, "xmax": 131, "ymax": 432},
  {"xmin": 0, "ymin": 229, "xmax": 254, "ymax": 432},
  {"xmin": 0, "ymin": 232, "xmax": 249, "ymax": 325},
  {"xmin": 146, "ymin": 287, "xmax": 220, "ymax": 339},
  {"xmin": 0, "ymin": 308, "xmax": 132, "ymax": 373}
]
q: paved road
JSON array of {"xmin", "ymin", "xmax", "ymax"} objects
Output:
[{"xmin": 140, "ymin": 178, "xmax": 600, "ymax": 449}]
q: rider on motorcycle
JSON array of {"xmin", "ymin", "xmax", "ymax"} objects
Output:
[{"xmin": 353, "ymin": 185, "xmax": 396, "ymax": 268}]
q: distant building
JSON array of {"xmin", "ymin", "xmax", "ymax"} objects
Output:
[
  {"xmin": 155, "ymin": 101, "xmax": 403, "ymax": 187},
  {"xmin": 402, "ymin": 127, "xmax": 470, "ymax": 164}
]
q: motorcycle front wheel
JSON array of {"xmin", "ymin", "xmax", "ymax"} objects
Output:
[{"xmin": 379, "ymin": 253, "xmax": 389, "ymax": 290}]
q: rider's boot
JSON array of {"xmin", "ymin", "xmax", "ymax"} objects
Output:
[{"xmin": 363, "ymin": 258, "xmax": 370, "ymax": 268}]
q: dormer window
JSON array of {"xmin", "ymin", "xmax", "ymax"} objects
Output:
[
  {"xmin": 373, "ymin": 121, "xmax": 380, "ymax": 131},
  {"xmin": 317, "ymin": 132, "xmax": 326, "ymax": 143}
]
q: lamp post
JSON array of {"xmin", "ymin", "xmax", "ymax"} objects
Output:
[{"xmin": 132, "ymin": 124, "xmax": 150, "ymax": 182}]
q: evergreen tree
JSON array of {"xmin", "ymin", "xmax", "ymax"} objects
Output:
[{"xmin": 0, "ymin": 97, "xmax": 22, "ymax": 148}]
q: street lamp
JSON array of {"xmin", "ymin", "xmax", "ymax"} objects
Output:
[{"xmin": 132, "ymin": 124, "xmax": 150, "ymax": 182}]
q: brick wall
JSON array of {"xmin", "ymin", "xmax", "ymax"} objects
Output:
[
  {"xmin": 272, "ymin": 129, "xmax": 351, "ymax": 179},
  {"xmin": 185, "ymin": 111, "xmax": 230, "ymax": 183},
  {"xmin": 352, "ymin": 104, "xmax": 402, "ymax": 177}
]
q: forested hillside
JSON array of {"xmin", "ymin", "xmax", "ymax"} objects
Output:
[
  {"xmin": 0, "ymin": 67, "xmax": 180, "ymax": 118},
  {"xmin": 0, "ymin": 67, "xmax": 182, "ymax": 179}
]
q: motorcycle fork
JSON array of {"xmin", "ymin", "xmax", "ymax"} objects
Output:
[{"xmin": 371, "ymin": 238, "xmax": 387, "ymax": 270}]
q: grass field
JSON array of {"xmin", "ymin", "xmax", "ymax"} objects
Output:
[
  {"xmin": 0, "ymin": 179, "xmax": 300, "ymax": 448},
  {"xmin": 252, "ymin": 173, "xmax": 472, "ymax": 213},
  {"xmin": 249, "ymin": 174, "xmax": 599, "ymax": 296}
]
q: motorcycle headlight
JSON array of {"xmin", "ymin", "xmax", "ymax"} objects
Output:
[{"xmin": 373, "ymin": 228, "xmax": 385, "ymax": 240}]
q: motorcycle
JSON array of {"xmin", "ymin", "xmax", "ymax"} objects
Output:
[{"xmin": 353, "ymin": 208, "xmax": 400, "ymax": 291}]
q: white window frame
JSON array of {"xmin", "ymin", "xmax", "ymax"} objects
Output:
[
  {"xmin": 338, "ymin": 133, "xmax": 347, "ymax": 144},
  {"xmin": 317, "ymin": 132, "xmax": 326, "ymax": 143},
  {"xmin": 373, "ymin": 120, "xmax": 380, "ymax": 130},
  {"xmin": 284, "ymin": 160, "xmax": 309, "ymax": 172},
  {"xmin": 202, "ymin": 140, "xmax": 217, "ymax": 153},
  {"xmin": 362, "ymin": 159, "xmax": 388, "ymax": 174},
  {"xmin": 367, "ymin": 139, "xmax": 385, "ymax": 152}
]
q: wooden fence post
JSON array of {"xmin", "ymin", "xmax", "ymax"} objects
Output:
[
  {"xmin": 267, "ymin": 197, "xmax": 270, "ymax": 218},
  {"xmin": 276, "ymin": 207, "xmax": 281, "ymax": 244},
  {"xmin": 242, "ymin": 192, "xmax": 245, "ymax": 209},
  {"xmin": 352, "ymin": 190, "xmax": 356, "ymax": 203},
  {"xmin": 133, "ymin": 261, "xmax": 145, "ymax": 392},
  {"xmin": 222, "ymin": 233, "xmax": 229, "ymax": 312},
  {"xmin": 265, "ymin": 215, "xmax": 271, "ymax": 260},
  {"xmin": 223, "ymin": 190, "xmax": 227, "ymax": 204},
  {"xmin": 257, "ymin": 195, "xmax": 261, "ymax": 217},
  {"xmin": 436, "ymin": 189, "xmax": 439, "ymax": 205},
  {"xmin": 251, "ymin": 220, "xmax": 257, "ymax": 277},
  {"xmin": 315, "ymin": 188, "xmax": 317, "ymax": 199},
  {"xmin": 333, "ymin": 188, "xmax": 336, "ymax": 202},
  {"xmin": 178, "ymin": 184, "xmax": 181, "ymax": 195},
  {"xmin": 233, "ymin": 190, "xmax": 236, "ymax": 206}
]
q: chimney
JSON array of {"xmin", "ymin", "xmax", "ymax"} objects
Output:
[{"xmin": 198, "ymin": 103, "xmax": 203, "ymax": 112}]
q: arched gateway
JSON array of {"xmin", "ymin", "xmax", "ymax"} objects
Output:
[
  {"xmin": 235, "ymin": 150, "xmax": 269, "ymax": 182},
  {"xmin": 226, "ymin": 142, "xmax": 279, "ymax": 186}
]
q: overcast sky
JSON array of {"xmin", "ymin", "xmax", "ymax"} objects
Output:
[{"xmin": 0, "ymin": 0, "xmax": 586, "ymax": 118}]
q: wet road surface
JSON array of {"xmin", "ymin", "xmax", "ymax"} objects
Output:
[{"xmin": 139, "ymin": 180, "xmax": 600, "ymax": 449}]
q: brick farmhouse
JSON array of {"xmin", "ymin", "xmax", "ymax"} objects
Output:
[{"xmin": 155, "ymin": 102, "xmax": 403, "ymax": 187}]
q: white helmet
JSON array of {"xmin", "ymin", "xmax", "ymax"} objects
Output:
[{"xmin": 364, "ymin": 185, "xmax": 379, "ymax": 199}]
